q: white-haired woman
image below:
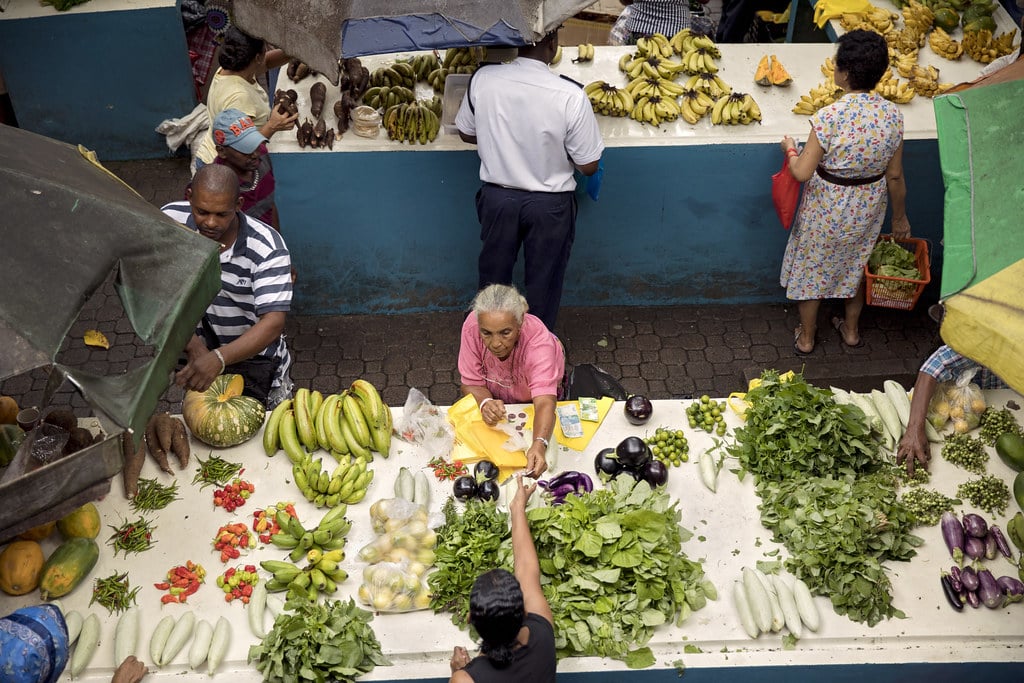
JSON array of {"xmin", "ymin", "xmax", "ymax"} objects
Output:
[{"xmin": 458, "ymin": 284, "xmax": 564, "ymax": 477}]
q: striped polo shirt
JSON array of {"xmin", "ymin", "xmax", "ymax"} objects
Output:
[
  {"xmin": 626, "ymin": 0, "xmax": 692, "ymax": 36},
  {"xmin": 161, "ymin": 202, "xmax": 293, "ymax": 388}
]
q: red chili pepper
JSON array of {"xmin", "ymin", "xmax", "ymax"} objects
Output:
[
  {"xmin": 153, "ymin": 581, "xmax": 171, "ymax": 591},
  {"xmin": 161, "ymin": 594, "xmax": 179, "ymax": 604}
]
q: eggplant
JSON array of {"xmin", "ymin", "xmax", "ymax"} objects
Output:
[
  {"xmin": 594, "ymin": 448, "xmax": 622, "ymax": 478},
  {"xmin": 546, "ymin": 471, "xmax": 584, "ymax": 490},
  {"xmin": 940, "ymin": 574, "xmax": 964, "ymax": 611},
  {"xmin": 940, "ymin": 511, "xmax": 965, "ymax": 565},
  {"xmin": 477, "ymin": 479, "xmax": 500, "ymax": 502},
  {"xmin": 549, "ymin": 483, "xmax": 577, "ymax": 499},
  {"xmin": 996, "ymin": 575, "xmax": 1024, "ymax": 603},
  {"xmin": 948, "ymin": 565, "xmax": 963, "ymax": 593},
  {"xmin": 962, "ymin": 513, "xmax": 989, "ymax": 539},
  {"xmin": 616, "ymin": 468, "xmax": 645, "ymax": 482},
  {"xmin": 960, "ymin": 565, "xmax": 980, "ymax": 592},
  {"xmin": 453, "ymin": 475, "xmax": 478, "ymax": 501},
  {"xmin": 964, "ymin": 536, "xmax": 986, "ymax": 561},
  {"xmin": 977, "ymin": 569, "xmax": 1004, "ymax": 609},
  {"xmin": 641, "ymin": 459, "xmax": 669, "ymax": 488},
  {"xmin": 623, "ymin": 395, "xmax": 653, "ymax": 425},
  {"xmin": 615, "ymin": 436, "xmax": 652, "ymax": 469},
  {"xmin": 965, "ymin": 589, "xmax": 980, "ymax": 608},
  {"xmin": 988, "ymin": 525, "xmax": 1013, "ymax": 559},
  {"xmin": 474, "ymin": 460, "xmax": 499, "ymax": 482},
  {"xmin": 575, "ymin": 472, "xmax": 594, "ymax": 493},
  {"xmin": 984, "ymin": 532, "xmax": 999, "ymax": 561}
]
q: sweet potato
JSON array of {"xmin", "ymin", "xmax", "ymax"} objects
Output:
[
  {"xmin": 169, "ymin": 417, "xmax": 190, "ymax": 470},
  {"xmin": 145, "ymin": 413, "xmax": 173, "ymax": 475},
  {"xmin": 155, "ymin": 413, "xmax": 175, "ymax": 454},
  {"xmin": 310, "ymin": 82, "xmax": 327, "ymax": 118},
  {"xmin": 122, "ymin": 431, "xmax": 146, "ymax": 498}
]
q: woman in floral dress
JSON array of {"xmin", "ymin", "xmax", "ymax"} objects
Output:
[{"xmin": 779, "ymin": 29, "xmax": 912, "ymax": 355}]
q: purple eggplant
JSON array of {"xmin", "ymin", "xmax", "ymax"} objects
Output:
[
  {"xmin": 984, "ymin": 532, "xmax": 999, "ymax": 560},
  {"xmin": 546, "ymin": 471, "xmax": 582, "ymax": 489},
  {"xmin": 949, "ymin": 565, "xmax": 963, "ymax": 593},
  {"xmin": 594, "ymin": 448, "xmax": 621, "ymax": 478},
  {"xmin": 941, "ymin": 511, "xmax": 966, "ymax": 565},
  {"xmin": 940, "ymin": 574, "xmax": 964, "ymax": 611},
  {"xmin": 549, "ymin": 483, "xmax": 577, "ymax": 500},
  {"xmin": 996, "ymin": 575, "xmax": 1024, "ymax": 603},
  {"xmin": 960, "ymin": 566, "xmax": 980, "ymax": 592},
  {"xmin": 977, "ymin": 569, "xmax": 1005, "ymax": 609},
  {"xmin": 966, "ymin": 589, "xmax": 981, "ymax": 608},
  {"xmin": 575, "ymin": 472, "xmax": 594, "ymax": 493},
  {"xmin": 964, "ymin": 536, "xmax": 986, "ymax": 561},
  {"xmin": 962, "ymin": 513, "xmax": 989, "ymax": 539},
  {"xmin": 988, "ymin": 525, "xmax": 1013, "ymax": 559}
]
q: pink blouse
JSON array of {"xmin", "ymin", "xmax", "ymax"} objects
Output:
[{"xmin": 458, "ymin": 313, "xmax": 564, "ymax": 404}]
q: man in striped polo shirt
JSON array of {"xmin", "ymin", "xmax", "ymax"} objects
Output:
[{"xmin": 162, "ymin": 164, "xmax": 293, "ymax": 407}]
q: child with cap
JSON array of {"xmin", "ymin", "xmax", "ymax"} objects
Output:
[{"xmin": 209, "ymin": 108, "xmax": 280, "ymax": 231}]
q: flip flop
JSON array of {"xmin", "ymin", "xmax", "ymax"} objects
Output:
[
  {"xmin": 793, "ymin": 326, "xmax": 814, "ymax": 356},
  {"xmin": 832, "ymin": 317, "xmax": 865, "ymax": 348}
]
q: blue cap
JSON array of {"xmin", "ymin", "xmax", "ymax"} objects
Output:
[{"xmin": 212, "ymin": 108, "xmax": 268, "ymax": 154}]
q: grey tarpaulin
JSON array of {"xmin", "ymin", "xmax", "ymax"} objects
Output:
[{"xmin": 233, "ymin": 0, "xmax": 594, "ymax": 80}]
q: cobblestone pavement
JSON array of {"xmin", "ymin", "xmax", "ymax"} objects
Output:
[{"xmin": 1, "ymin": 158, "xmax": 944, "ymax": 416}]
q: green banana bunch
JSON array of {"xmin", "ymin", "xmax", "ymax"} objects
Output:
[
  {"xmin": 427, "ymin": 67, "xmax": 451, "ymax": 93},
  {"xmin": 262, "ymin": 502, "xmax": 353, "ymax": 601},
  {"xmin": 383, "ymin": 101, "xmax": 441, "ymax": 145},
  {"xmin": 442, "ymin": 46, "xmax": 485, "ymax": 70},
  {"xmin": 424, "ymin": 95, "xmax": 443, "ymax": 118},
  {"xmin": 369, "ymin": 64, "xmax": 416, "ymax": 89},
  {"xmin": 409, "ymin": 53, "xmax": 441, "ymax": 82},
  {"xmin": 363, "ymin": 85, "xmax": 415, "ymax": 111}
]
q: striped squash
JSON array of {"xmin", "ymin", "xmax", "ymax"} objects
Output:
[{"xmin": 182, "ymin": 374, "xmax": 266, "ymax": 447}]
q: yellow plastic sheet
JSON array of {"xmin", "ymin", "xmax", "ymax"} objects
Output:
[
  {"xmin": 812, "ymin": 0, "xmax": 872, "ymax": 27},
  {"xmin": 447, "ymin": 395, "xmax": 527, "ymax": 482},
  {"xmin": 523, "ymin": 397, "xmax": 615, "ymax": 451}
]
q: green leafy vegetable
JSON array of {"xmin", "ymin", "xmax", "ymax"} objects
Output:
[
  {"xmin": 248, "ymin": 598, "xmax": 389, "ymax": 683},
  {"xmin": 868, "ymin": 240, "xmax": 918, "ymax": 274}
]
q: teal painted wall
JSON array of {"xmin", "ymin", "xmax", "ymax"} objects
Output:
[
  {"xmin": 274, "ymin": 139, "xmax": 944, "ymax": 315},
  {"xmin": 0, "ymin": 7, "xmax": 196, "ymax": 160}
]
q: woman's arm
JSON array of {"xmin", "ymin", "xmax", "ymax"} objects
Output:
[
  {"xmin": 264, "ymin": 48, "xmax": 291, "ymax": 72},
  {"xmin": 527, "ymin": 394, "xmax": 556, "ymax": 477},
  {"xmin": 780, "ymin": 129, "xmax": 825, "ymax": 183},
  {"xmin": 885, "ymin": 141, "xmax": 910, "ymax": 238},
  {"xmin": 510, "ymin": 476, "xmax": 553, "ymax": 625},
  {"xmin": 460, "ymin": 383, "xmax": 505, "ymax": 426}
]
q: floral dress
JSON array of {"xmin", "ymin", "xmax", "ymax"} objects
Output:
[{"xmin": 780, "ymin": 93, "xmax": 904, "ymax": 300}]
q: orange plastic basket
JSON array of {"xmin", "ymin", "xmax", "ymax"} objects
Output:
[{"xmin": 864, "ymin": 236, "xmax": 930, "ymax": 311}]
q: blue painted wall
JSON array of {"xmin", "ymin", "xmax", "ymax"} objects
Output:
[
  {"xmin": 274, "ymin": 139, "xmax": 945, "ymax": 315},
  {"xmin": 0, "ymin": 6, "xmax": 196, "ymax": 160}
]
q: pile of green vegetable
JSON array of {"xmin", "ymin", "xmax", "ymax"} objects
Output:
[
  {"xmin": 248, "ymin": 598, "xmax": 389, "ymax": 683},
  {"xmin": 731, "ymin": 371, "xmax": 922, "ymax": 626},
  {"xmin": 867, "ymin": 240, "xmax": 921, "ymax": 294},
  {"xmin": 528, "ymin": 477, "xmax": 714, "ymax": 667}
]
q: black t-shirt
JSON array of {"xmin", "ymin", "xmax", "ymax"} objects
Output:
[{"xmin": 463, "ymin": 613, "xmax": 556, "ymax": 683}]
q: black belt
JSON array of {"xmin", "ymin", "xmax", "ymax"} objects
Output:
[{"xmin": 816, "ymin": 165, "xmax": 885, "ymax": 186}]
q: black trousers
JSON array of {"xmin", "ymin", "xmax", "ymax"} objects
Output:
[{"xmin": 475, "ymin": 183, "xmax": 577, "ymax": 331}]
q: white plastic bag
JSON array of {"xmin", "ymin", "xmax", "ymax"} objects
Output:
[
  {"xmin": 394, "ymin": 388, "xmax": 454, "ymax": 456},
  {"xmin": 608, "ymin": 5, "xmax": 633, "ymax": 45}
]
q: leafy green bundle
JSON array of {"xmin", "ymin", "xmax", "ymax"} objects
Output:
[
  {"xmin": 528, "ymin": 477, "xmax": 715, "ymax": 668},
  {"xmin": 757, "ymin": 472, "xmax": 922, "ymax": 626},
  {"xmin": 729, "ymin": 370, "xmax": 882, "ymax": 479},
  {"xmin": 867, "ymin": 240, "xmax": 921, "ymax": 295},
  {"xmin": 248, "ymin": 598, "xmax": 389, "ymax": 683}
]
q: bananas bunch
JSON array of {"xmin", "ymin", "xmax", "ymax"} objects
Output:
[
  {"xmin": 711, "ymin": 92, "xmax": 762, "ymax": 125},
  {"xmin": 427, "ymin": 67, "xmax": 450, "ymax": 93},
  {"xmin": 907, "ymin": 64, "xmax": 953, "ymax": 97},
  {"xmin": 630, "ymin": 95, "xmax": 682, "ymax": 126},
  {"xmin": 636, "ymin": 33, "xmax": 675, "ymax": 59},
  {"xmin": 624, "ymin": 76, "xmax": 685, "ymax": 100},
  {"xmin": 890, "ymin": 48, "xmax": 919, "ymax": 78},
  {"xmin": 821, "ymin": 57, "xmax": 835, "ymax": 80},
  {"xmin": 261, "ymin": 504, "xmax": 350, "ymax": 601},
  {"xmin": 683, "ymin": 72, "xmax": 731, "ymax": 98},
  {"xmin": 362, "ymin": 85, "xmax": 415, "ymax": 111},
  {"xmin": 574, "ymin": 43, "xmax": 595, "ymax": 63},
  {"xmin": 681, "ymin": 47, "xmax": 719, "ymax": 74},
  {"xmin": 369, "ymin": 62, "xmax": 416, "ymax": 89},
  {"xmin": 963, "ymin": 28, "xmax": 1019, "ymax": 64},
  {"xmin": 886, "ymin": 26, "xmax": 927, "ymax": 54},
  {"xmin": 902, "ymin": 0, "xmax": 935, "ymax": 35},
  {"xmin": 874, "ymin": 69, "xmax": 917, "ymax": 103},
  {"xmin": 929, "ymin": 27, "xmax": 965, "ymax": 60},
  {"xmin": 792, "ymin": 81, "xmax": 844, "ymax": 115},
  {"xmin": 442, "ymin": 46, "xmax": 486, "ymax": 74},
  {"xmin": 839, "ymin": 6, "xmax": 898, "ymax": 33},
  {"xmin": 294, "ymin": 453, "xmax": 374, "ymax": 507},
  {"xmin": 384, "ymin": 101, "xmax": 441, "ymax": 145},
  {"xmin": 407, "ymin": 53, "xmax": 441, "ymax": 82},
  {"xmin": 423, "ymin": 95, "xmax": 443, "ymax": 118},
  {"xmin": 584, "ymin": 81, "xmax": 635, "ymax": 117},
  {"xmin": 264, "ymin": 380, "xmax": 393, "ymax": 462},
  {"xmin": 620, "ymin": 54, "xmax": 687, "ymax": 80},
  {"xmin": 669, "ymin": 29, "xmax": 720, "ymax": 57},
  {"xmin": 679, "ymin": 89, "xmax": 717, "ymax": 124},
  {"xmin": 551, "ymin": 46, "xmax": 563, "ymax": 66}
]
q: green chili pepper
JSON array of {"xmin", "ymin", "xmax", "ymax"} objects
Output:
[
  {"xmin": 131, "ymin": 478, "xmax": 180, "ymax": 511},
  {"xmin": 192, "ymin": 454, "xmax": 243, "ymax": 489}
]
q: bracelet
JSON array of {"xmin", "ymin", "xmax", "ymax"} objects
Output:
[
  {"xmin": 212, "ymin": 348, "xmax": 226, "ymax": 374},
  {"xmin": 786, "ymin": 148, "xmax": 798, "ymax": 158},
  {"xmin": 534, "ymin": 436, "xmax": 549, "ymax": 448},
  {"xmin": 479, "ymin": 397, "xmax": 493, "ymax": 409}
]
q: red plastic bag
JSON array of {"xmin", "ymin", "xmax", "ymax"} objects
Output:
[{"xmin": 771, "ymin": 157, "xmax": 802, "ymax": 229}]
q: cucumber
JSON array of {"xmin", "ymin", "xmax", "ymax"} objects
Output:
[
  {"xmin": 149, "ymin": 615, "xmax": 175, "ymax": 667},
  {"xmin": 870, "ymin": 389, "xmax": 903, "ymax": 445},
  {"xmin": 207, "ymin": 616, "xmax": 231, "ymax": 675},
  {"xmin": 70, "ymin": 613, "xmax": 101, "ymax": 678},
  {"xmin": 188, "ymin": 619, "xmax": 214, "ymax": 670},
  {"xmin": 792, "ymin": 578, "xmax": 820, "ymax": 632},
  {"xmin": 742, "ymin": 567, "xmax": 772, "ymax": 633},
  {"xmin": 248, "ymin": 580, "xmax": 268, "ymax": 639},
  {"xmin": 699, "ymin": 450, "xmax": 718, "ymax": 492},
  {"xmin": 394, "ymin": 467, "xmax": 415, "ymax": 501},
  {"xmin": 64, "ymin": 610, "xmax": 84, "ymax": 647},
  {"xmin": 772, "ymin": 575, "xmax": 803, "ymax": 639},
  {"xmin": 996, "ymin": 432, "xmax": 1024, "ymax": 472},
  {"xmin": 414, "ymin": 470, "xmax": 431, "ymax": 508},
  {"xmin": 162, "ymin": 610, "xmax": 196, "ymax": 667},
  {"xmin": 883, "ymin": 380, "xmax": 912, "ymax": 429},
  {"xmin": 113, "ymin": 607, "xmax": 139, "ymax": 668},
  {"xmin": 732, "ymin": 580, "xmax": 759, "ymax": 638},
  {"xmin": 754, "ymin": 568, "xmax": 785, "ymax": 632}
]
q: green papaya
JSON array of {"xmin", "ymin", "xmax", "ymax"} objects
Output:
[
  {"xmin": 934, "ymin": 7, "xmax": 961, "ymax": 31},
  {"xmin": 964, "ymin": 15, "xmax": 998, "ymax": 32},
  {"xmin": 996, "ymin": 431, "xmax": 1024, "ymax": 472}
]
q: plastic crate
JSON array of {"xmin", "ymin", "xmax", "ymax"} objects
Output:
[{"xmin": 864, "ymin": 236, "xmax": 930, "ymax": 310}]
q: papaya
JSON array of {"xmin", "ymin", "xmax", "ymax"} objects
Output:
[
  {"xmin": 934, "ymin": 7, "xmax": 960, "ymax": 32},
  {"xmin": 0, "ymin": 540, "xmax": 46, "ymax": 595},
  {"xmin": 57, "ymin": 502, "xmax": 101, "ymax": 539},
  {"xmin": 18, "ymin": 521, "xmax": 57, "ymax": 541},
  {"xmin": 996, "ymin": 432, "xmax": 1024, "ymax": 472},
  {"xmin": 38, "ymin": 537, "xmax": 99, "ymax": 600},
  {"xmin": 769, "ymin": 55, "xmax": 793, "ymax": 86},
  {"xmin": 0, "ymin": 396, "xmax": 18, "ymax": 424},
  {"xmin": 754, "ymin": 55, "xmax": 771, "ymax": 86},
  {"xmin": 963, "ymin": 15, "xmax": 997, "ymax": 32}
]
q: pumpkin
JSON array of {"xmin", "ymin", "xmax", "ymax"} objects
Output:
[
  {"xmin": 769, "ymin": 55, "xmax": 793, "ymax": 87},
  {"xmin": 39, "ymin": 537, "xmax": 99, "ymax": 600},
  {"xmin": 0, "ymin": 395, "xmax": 18, "ymax": 424},
  {"xmin": 18, "ymin": 521, "xmax": 57, "ymax": 541},
  {"xmin": 0, "ymin": 540, "xmax": 46, "ymax": 595},
  {"xmin": 0, "ymin": 424, "xmax": 25, "ymax": 467},
  {"xmin": 182, "ymin": 374, "xmax": 266, "ymax": 447},
  {"xmin": 754, "ymin": 55, "xmax": 771, "ymax": 86},
  {"xmin": 57, "ymin": 502, "xmax": 102, "ymax": 539}
]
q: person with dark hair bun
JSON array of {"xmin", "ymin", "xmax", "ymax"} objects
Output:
[
  {"xmin": 194, "ymin": 27, "xmax": 297, "ymax": 168},
  {"xmin": 449, "ymin": 476, "xmax": 555, "ymax": 682},
  {"xmin": 778, "ymin": 29, "xmax": 911, "ymax": 355}
]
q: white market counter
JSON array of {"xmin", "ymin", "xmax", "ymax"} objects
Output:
[{"xmin": 3, "ymin": 392, "xmax": 1023, "ymax": 682}]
